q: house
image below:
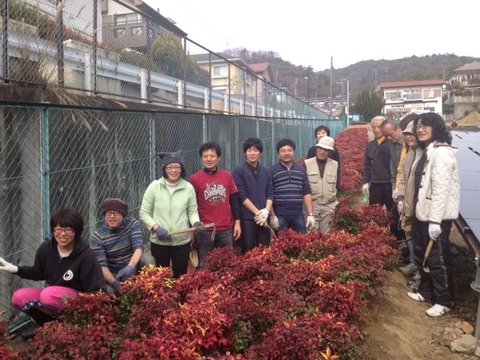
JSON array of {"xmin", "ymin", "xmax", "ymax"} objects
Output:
[
  {"xmin": 378, "ymin": 79, "xmax": 445, "ymax": 119},
  {"xmin": 101, "ymin": 0, "xmax": 187, "ymax": 52},
  {"xmin": 445, "ymin": 61, "xmax": 480, "ymax": 120},
  {"xmin": 193, "ymin": 53, "xmax": 256, "ymax": 100},
  {"xmin": 248, "ymin": 62, "xmax": 272, "ymax": 100}
]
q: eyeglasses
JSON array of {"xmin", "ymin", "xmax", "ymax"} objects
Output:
[
  {"xmin": 105, "ymin": 210, "xmax": 122, "ymax": 217},
  {"xmin": 416, "ymin": 124, "xmax": 430, "ymax": 130},
  {"xmin": 53, "ymin": 227, "xmax": 75, "ymax": 235},
  {"xmin": 165, "ymin": 165, "xmax": 181, "ymax": 170}
]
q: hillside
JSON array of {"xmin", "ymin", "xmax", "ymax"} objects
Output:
[{"xmin": 224, "ymin": 49, "xmax": 480, "ymax": 102}]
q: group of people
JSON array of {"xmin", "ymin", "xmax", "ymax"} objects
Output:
[
  {"xmin": 363, "ymin": 113, "xmax": 459, "ymax": 317},
  {"xmin": 2, "ymin": 113, "xmax": 457, "ymax": 338},
  {"xmin": 0, "ymin": 130, "xmax": 341, "ymax": 337}
]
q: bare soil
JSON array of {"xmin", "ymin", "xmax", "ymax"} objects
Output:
[{"xmin": 360, "ymin": 225, "xmax": 478, "ymax": 359}]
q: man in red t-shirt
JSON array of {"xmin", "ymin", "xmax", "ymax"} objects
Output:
[{"xmin": 189, "ymin": 142, "xmax": 241, "ymax": 268}]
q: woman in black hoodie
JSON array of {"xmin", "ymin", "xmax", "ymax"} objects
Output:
[{"xmin": 0, "ymin": 208, "xmax": 105, "ymax": 327}]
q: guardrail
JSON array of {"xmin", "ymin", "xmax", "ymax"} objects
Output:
[{"xmin": 2, "ymin": 30, "xmax": 327, "ymax": 119}]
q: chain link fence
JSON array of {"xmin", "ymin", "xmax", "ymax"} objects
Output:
[
  {"xmin": 1, "ymin": 0, "xmax": 330, "ymax": 119},
  {"xmin": 0, "ymin": 102, "xmax": 346, "ymax": 315}
]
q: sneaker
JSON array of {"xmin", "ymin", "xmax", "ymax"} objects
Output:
[
  {"xmin": 426, "ymin": 304, "xmax": 451, "ymax": 317},
  {"xmin": 407, "ymin": 292, "xmax": 426, "ymax": 302},
  {"xmin": 407, "ymin": 278, "xmax": 420, "ymax": 290},
  {"xmin": 412, "ymin": 271, "xmax": 420, "ymax": 281},
  {"xmin": 399, "ymin": 263, "xmax": 417, "ymax": 276}
]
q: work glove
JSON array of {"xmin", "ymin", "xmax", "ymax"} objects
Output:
[
  {"xmin": 428, "ymin": 223, "xmax": 442, "ymax": 240},
  {"xmin": 362, "ymin": 183, "xmax": 369, "ymax": 195},
  {"xmin": 155, "ymin": 226, "xmax": 169, "ymax": 240},
  {"xmin": 397, "ymin": 200, "xmax": 404, "ymax": 214},
  {"xmin": 0, "ymin": 258, "xmax": 18, "ymax": 273},
  {"xmin": 254, "ymin": 208, "xmax": 269, "ymax": 227},
  {"xmin": 193, "ymin": 221, "xmax": 206, "ymax": 233},
  {"xmin": 392, "ymin": 188, "xmax": 398, "ymax": 201},
  {"xmin": 306, "ymin": 215, "xmax": 316, "ymax": 232},
  {"xmin": 116, "ymin": 265, "xmax": 135, "ymax": 282},
  {"xmin": 270, "ymin": 215, "xmax": 280, "ymax": 231},
  {"xmin": 111, "ymin": 280, "xmax": 122, "ymax": 296}
]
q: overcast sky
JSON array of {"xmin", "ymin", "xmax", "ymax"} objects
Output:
[{"xmin": 146, "ymin": 0, "xmax": 479, "ymax": 71}]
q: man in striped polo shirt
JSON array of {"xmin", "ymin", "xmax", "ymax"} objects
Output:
[
  {"xmin": 268, "ymin": 138, "xmax": 315, "ymax": 234},
  {"xmin": 90, "ymin": 198, "xmax": 155, "ymax": 295}
]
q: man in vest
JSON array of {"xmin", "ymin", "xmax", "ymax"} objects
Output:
[{"xmin": 304, "ymin": 136, "xmax": 340, "ymax": 233}]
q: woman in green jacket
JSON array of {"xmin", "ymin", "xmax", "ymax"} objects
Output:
[{"xmin": 140, "ymin": 151, "xmax": 202, "ymax": 278}]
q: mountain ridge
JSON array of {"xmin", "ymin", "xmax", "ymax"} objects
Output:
[{"xmin": 224, "ymin": 49, "xmax": 480, "ymax": 102}]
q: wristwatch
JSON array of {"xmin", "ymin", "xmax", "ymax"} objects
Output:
[{"xmin": 308, "ymin": 213, "xmax": 314, "ymax": 216}]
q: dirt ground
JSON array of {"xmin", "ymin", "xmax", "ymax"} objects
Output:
[{"xmin": 360, "ymin": 226, "xmax": 479, "ymax": 360}]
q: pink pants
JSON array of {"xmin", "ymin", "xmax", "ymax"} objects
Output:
[{"xmin": 12, "ymin": 286, "xmax": 78, "ymax": 312}]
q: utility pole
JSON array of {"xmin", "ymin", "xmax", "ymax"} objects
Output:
[
  {"xmin": 346, "ymin": 80, "xmax": 350, "ymax": 124},
  {"xmin": 329, "ymin": 56, "xmax": 333, "ymax": 117}
]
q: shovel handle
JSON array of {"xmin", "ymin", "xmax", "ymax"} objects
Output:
[
  {"xmin": 167, "ymin": 223, "xmax": 216, "ymax": 236},
  {"xmin": 422, "ymin": 238, "xmax": 435, "ymax": 271}
]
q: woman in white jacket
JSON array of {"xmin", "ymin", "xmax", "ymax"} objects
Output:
[{"xmin": 406, "ymin": 113, "xmax": 460, "ymax": 317}]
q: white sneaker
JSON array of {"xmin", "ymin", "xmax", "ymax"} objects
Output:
[
  {"xmin": 426, "ymin": 304, "xmax": 451, "ymax": 317},
  {"xmin": 399, "ymin": 263, "xmax": 417, "ymax": 276},
  {"xmin": 407, "ymin": 292, "xmax": 426, "ymax": 302}
]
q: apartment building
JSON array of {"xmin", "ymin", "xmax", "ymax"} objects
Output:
[{"xmin": 378, "ymin": 79, "xmax": 445, "ymax": 118}]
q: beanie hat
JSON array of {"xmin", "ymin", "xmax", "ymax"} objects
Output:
[
  {"xmin": 102, "ymin": 198, "xmax": 128, "ymax": 217},
  {"xmin": 159, "ymin": 150, "xmax": 185, "ymax": 170},
  {"xmin": 315, "ymin": 136, "xmax": 335, "ymax": 151}
]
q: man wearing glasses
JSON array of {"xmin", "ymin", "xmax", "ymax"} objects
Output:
[{"xmin": 90, "ymin": 198, "xmax": 155, "ymax": 294}]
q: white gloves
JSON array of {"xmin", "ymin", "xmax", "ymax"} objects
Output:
[
  {"xmin": 0, "ymin": 258, "xmax": 18, "ymax": 273},
  {"xmin": 270, "ymin": 215, "xmax": 280, "ymax": 231},
  {"xmin": 397, "ymin": 201, "xmax": 404, "ymax": 214},
  {"xmin": 362, "ymin": 183, "xmax": 369, "ymax": 194},
  {"xmin": 428, "ymin": 223, "xmax": 442, "ymax": 240},
  {"xmin": 306, "ymin": 215, "xmax": 316, "ymax": 232},
  {"xmin": 254, "ymin": 208, "xmax": 270, "ymax": 227},
  {"xmin": 392, "ymin": 188, "xmax": 398, "ymax": 201}
]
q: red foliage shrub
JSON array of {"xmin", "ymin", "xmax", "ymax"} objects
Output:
[
  {"xmin": 14, "ymin": 122, "xmax": 399, "ymax": 359},
  {"xmin": 0, "ymin": 313, "xmax": 18, "ymax": 360}
]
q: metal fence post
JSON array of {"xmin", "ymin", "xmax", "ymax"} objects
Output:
[{"xmin": 42, "ymin": 108, "xmax": 50, "ymax": 241}]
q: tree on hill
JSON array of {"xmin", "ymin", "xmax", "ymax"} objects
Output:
[
  {"xmin": 351, "ymin": 89, "xmax": 384, "ymax": 122},
  {"xmin": 152, "ymin": 33, "xmax": 209, "ymax": 86}
]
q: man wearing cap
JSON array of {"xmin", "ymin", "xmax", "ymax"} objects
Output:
[
  {"xmin": 90, "ymin": 198, "xmax": 156, "ymax": 294},
  {"xmin": 304, "ymin": 136, "xmax": 340, "ymax": 233}
]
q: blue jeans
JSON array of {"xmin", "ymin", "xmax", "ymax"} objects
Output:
[
  {"xmin": 277, "ymin": 213, "xmax": 306, "ymax": 234},
  {"xmin": 240, "ymin": 219, "xmax": 271, "ymax": 254},
  {"xmin": 196, "ymin": 229, "xmax": 233, "ymax": 268}
]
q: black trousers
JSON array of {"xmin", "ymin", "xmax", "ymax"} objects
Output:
[
  {"xmin": 151, "ymin": 242, "xmax": 190, "ymax": 278},
  {"xmin": 240, "ymin": 219, "xmax": 271, "ymax": 254},
  {"xmin": 412, "ymin": 218, "xmax": 454, "ymax": 308},
  {"xmin": 369, "ymin": 183, "xmax": 405, "ymax": 241}
]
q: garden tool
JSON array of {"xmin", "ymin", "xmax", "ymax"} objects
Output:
[
  {"xmin": 422, "ymin": 238, "xmax": 436, "ymax": 273},
  {"xmin": 168, "ymin": 223, "xmax": 216, "ymax": 241}
]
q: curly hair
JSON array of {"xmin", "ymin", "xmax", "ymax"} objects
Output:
[{"xmin": 413, "ymin": 113, "xmax": 451, "ymax": 147}]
